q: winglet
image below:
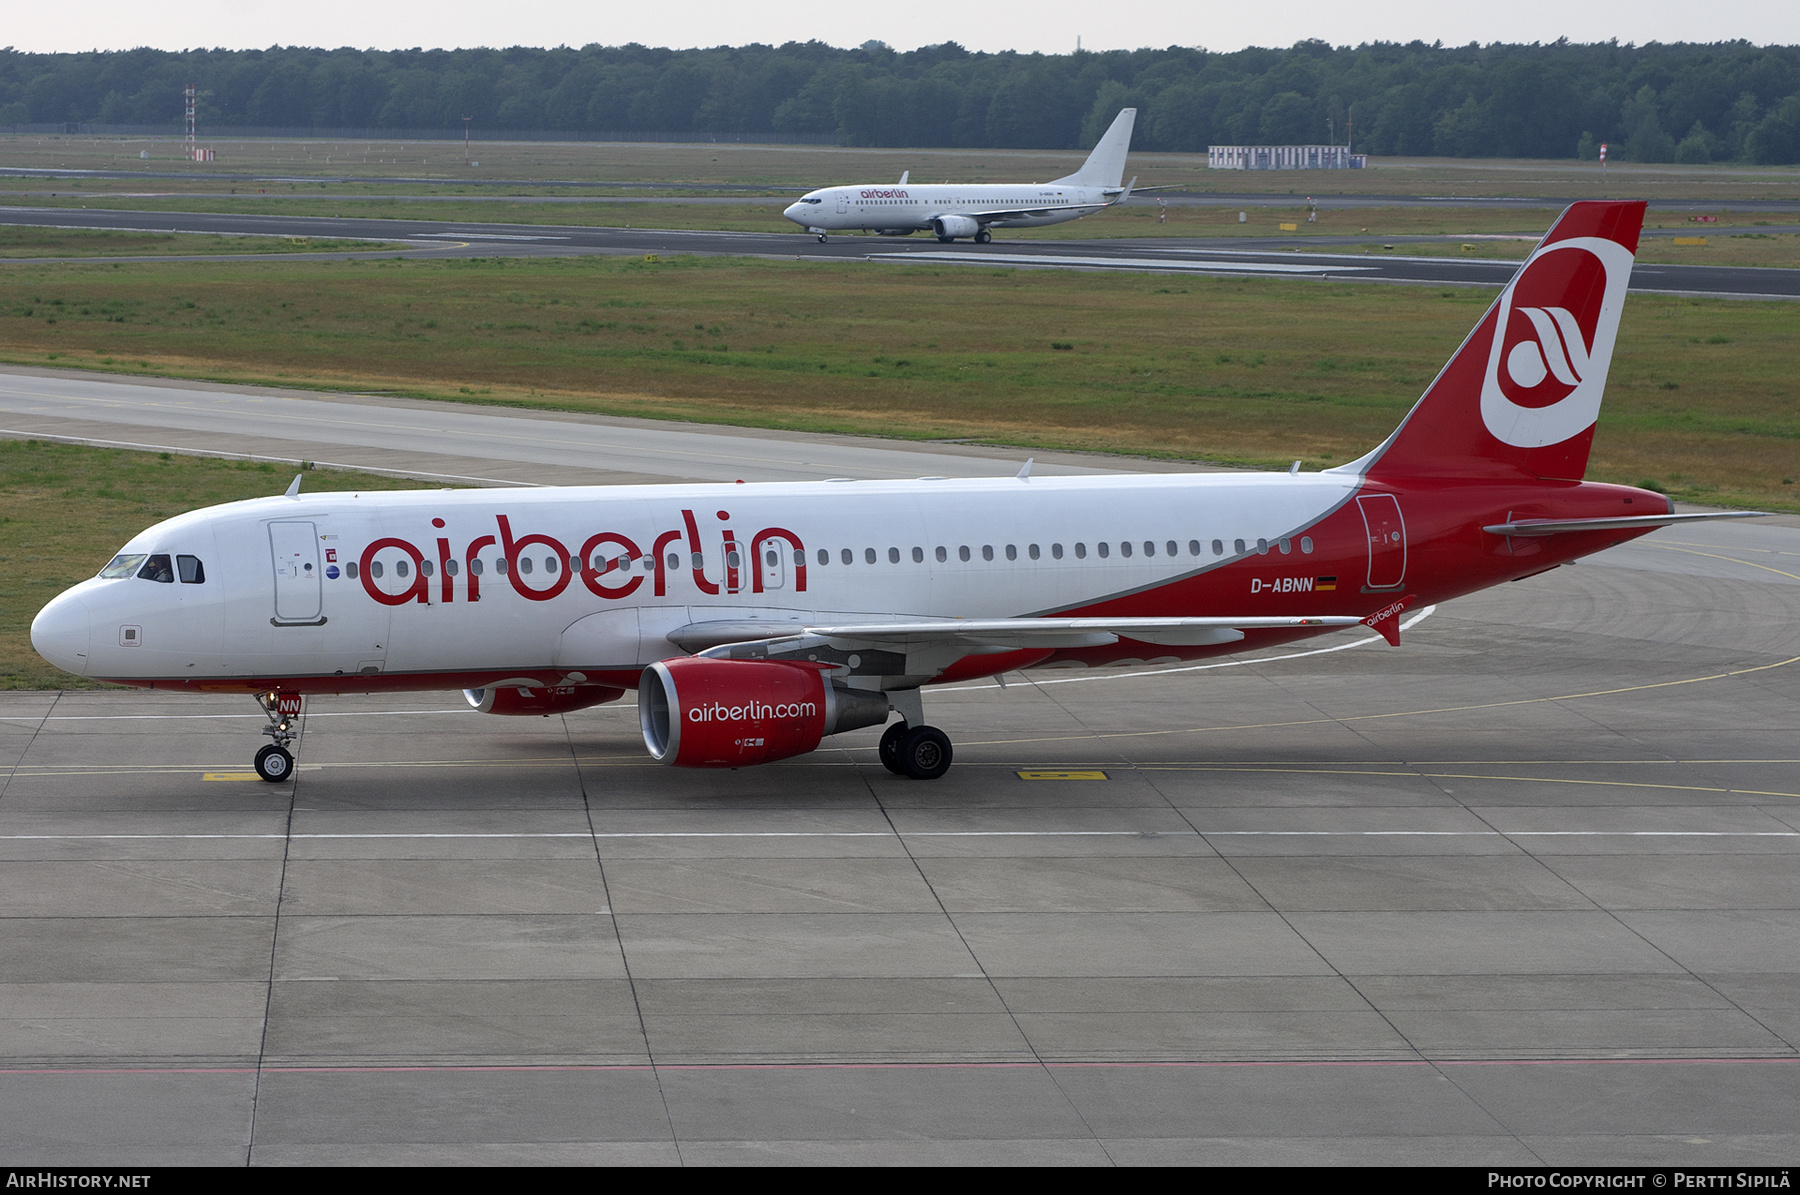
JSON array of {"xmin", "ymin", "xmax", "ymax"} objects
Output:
[
  {"xmin": 1118, "ymin": 175, "xmax": 1136, "ymax": 204},
  {"xmin": 898, "ymin": 170, "xmax": 909, "ymax": 185},
  {"xmin": 284, "ymin": 474, "xmax": 303, "ymax": 499},
  {"xmin": 1362, "ymin": 593, "xmax": 1416, "ymax": 647},
  {"xmin": 1016, "ymin": 458, "xmax": 1033, "ymax": 481}
]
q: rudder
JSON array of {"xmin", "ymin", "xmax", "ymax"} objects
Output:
[{"xmin": 1352, "ymin": 200, "xmax": 1645, "ymax": 483}]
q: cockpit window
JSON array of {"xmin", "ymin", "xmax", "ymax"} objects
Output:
[
  {"xmin": 137, "ymin": 554, "xmax": 175, "ymax": 584},
  {"xmin": 801, "ymin": 196, "xmax": 822, "ymax": 204},
  {"xmin": 177, "ymin": 555, "xmax": 206, "ymax": 584},
  {"xmin": 99, "ymin": 553, "xmax": 147, "ymax": 579}
]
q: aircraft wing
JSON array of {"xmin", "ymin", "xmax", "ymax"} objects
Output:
[
  {"xmin": 961, "ymin": 202, "xmax": 1114, "ymax": 222},
  {"xmin": 689, "ymin": 616, "xmax": 1363, "ymax": 672}
]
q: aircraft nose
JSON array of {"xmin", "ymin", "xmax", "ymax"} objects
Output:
[
  {"xmin": 30, "ymin": 590, "xmax": 91, "ymax": 676},
  {"xmin": 783, "ymin": 202, "xmax": 806, "ymax": 224}
]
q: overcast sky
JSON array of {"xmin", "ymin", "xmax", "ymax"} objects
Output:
[{"xmin": 4, "ymin": 1, "xmax": 1794, "ymax": 56}]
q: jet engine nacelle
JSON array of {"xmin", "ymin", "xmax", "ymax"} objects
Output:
[
  {"xmin": 931, "ymin": 215, "xmax": 981, "ymax": 240},
  {"xmin": 639, "ymin": 658, "xmax": 890, "ymax": 768},
  {"xmin": 465, "ymin": 684, "xmax": 626, "ymax": 716}
]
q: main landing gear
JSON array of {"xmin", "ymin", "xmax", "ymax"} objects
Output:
[
  {"xmin": 879, "ymin": 720, "xmax": 954, "ymax": 780},
  {"xmin": 817, "ymin": 233, "xmax": 827, "ymax": 243},
  {"xmin": 253, "ymin": 691, "xmax": 301, "ymax": 783},
  {"xmin": 974, "ymin": 229, "xmax": 992, "ymax": 244}
]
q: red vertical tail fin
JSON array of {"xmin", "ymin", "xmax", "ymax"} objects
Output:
[{"xmin": 1352, "ymin": 201, "xmax": 1645, "ymax": 483}]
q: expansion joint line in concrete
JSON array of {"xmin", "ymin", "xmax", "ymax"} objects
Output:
[
  {"xmin": 563, "ymin": 712, "xmax": 684, "ymax": 1165},
  {"xmin": 853, "ymin": 746, "xmax": 1121, "ymax": 1166},
  {"xmin": 0, "ymin": 690, "xmax": 59, "ymax": 806},
  {"xmin": 245, "ymin": 707, "xmax": 304, "ymax": 1168}
]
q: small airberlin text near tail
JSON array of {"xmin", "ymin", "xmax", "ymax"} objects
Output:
[{"xmin": 1359, "ymin": 200, "xmax": 1646, "ymax": 483}]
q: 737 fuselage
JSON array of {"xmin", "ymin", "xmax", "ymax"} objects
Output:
[{"xmin": 784, "ymin": 108, "xmax": 1141, "ymax": 243}]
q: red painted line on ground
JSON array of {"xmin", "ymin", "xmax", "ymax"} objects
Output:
[{"xmin": 0, "ymin": 1056, "xmax": 1794, "ymax": 1077}]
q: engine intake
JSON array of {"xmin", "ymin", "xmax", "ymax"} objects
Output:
[
  {"xmin": 639, "ymin": 658, "xmax": 890, "ymax": 767},
  {"xmin": 465, "ymin": 685, "xmax": 625, "ymax": 716},
  {"xmin": 931, "ymin": 214, "xmax": 981, "ymax": 240}
]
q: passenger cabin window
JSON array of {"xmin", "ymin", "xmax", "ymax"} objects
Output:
[
  {"xmin": 982, "ymin": 546, "xmax": 994, "ymax": 561},
  {"xmin": 841, "ymin": 549, "xmax": 853, "ymax": 565},
  {"xmin": 1257, "ymin": 538, "xmax": 1269, "ymax": 555},
  {"xmin": 1005, "ymin": 545, "xmax": 1017, "ymax": 561},
  {"xmin": 1279, "ymin": 538, "xmax": 1292, "ymax": 555},
  {"xmin": 818, "ymin": 549, "xmax": 829, "ymax": 566},
  {"xmin": 469, "ymin": 559, "xmax": 483, "ymax": 576},
  {"xmin": 176, "ymin": 555, "xmax": 205, "ymax": 584},
  {"xmin": 396, "ymin": 560, "xmax": 410, "ymax": 578},
  {"xmin": 1301, "ymin": 537, "xmax": 1314, "ymax": 554},
  {"xmin": 1075, "ymin": 543, "xmax": 1087, "ymax": 559},
  {"xmin": 1187, "ymin": 540, "xmax": 1200, "ymax": 556},
  {"xmin": 959, "ymin": 546, "xmax": 971, "ymax": 562},
  {"xmin": 1098, "ymin": 543, "xmax": 1110, "ymax": 559},
  {"xmin": 1028, "ymin": 544, "xmax": 1040, "ymax": 560},
  {"xmin": 888, "ymin": 547, "xmax": 901, "ymax": 563},
  {"xmin": 421, "ymin": 560, "xmax": 434, "ymax": 577},
  {"xmin": 371, "ymin": 561, "xmax": 384, "ymax": 579},
  {"xmin": 865, "ymin": 548, "xmax": 877, "ymax": 564},
  {"xmin": 912, "ymin": 547, "xmax": 924, "ymax": 563},
  {"xmin": 1233, "ymin": 539, "xmax": 1246, "ymax": 555},
  {"xmin": 1213, "ymin": 539, "xmax": 1224, "ymax": 556},
  {"xmin": 346, "ymin": 561, "xmax": 359, "ymax": 580},
  {"xmin": 1120, "ymin": 542, "xmax": 1132, "ymax": 558},
  {"xmin": 100, "ymin": 553, "xmax": 147, "ymax": 579},
  {"xmin": 935, "ymin": 546, "xmax": 947, "ymax": 562},
  {"xmin": 137, "ymin": 554, "xmax": 174, "ymax": 583},
  {"xmin": 1052, "ymin": 544, "xmax": 1063, "ymax": 559}
]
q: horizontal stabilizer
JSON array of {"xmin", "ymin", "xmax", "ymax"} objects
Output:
[{"xmin": 1483, "ymin": 511, "xmax": 1766, "ymax": 537}]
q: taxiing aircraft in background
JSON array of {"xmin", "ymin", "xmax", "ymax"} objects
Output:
[
  {"xmin": 783, "ymin": 108, "xmax": 1140, "ymax": 243},
  {"xmin": 32, "ymin": 201, "xmax": 1759, "ymax": 783}
]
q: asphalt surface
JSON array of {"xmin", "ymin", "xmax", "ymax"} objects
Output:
[
  {"xmin": 2, "ymin": 369, "xmax": 1799, "ymax": 1164},
  {"xmin": 4, "ymin": 204, "xmax": 1799, "ymax": 298}
]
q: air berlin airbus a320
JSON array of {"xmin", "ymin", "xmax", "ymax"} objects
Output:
[{"xmin": 30, "ymin": 201, "xmax": 1753, "ymax": 782}]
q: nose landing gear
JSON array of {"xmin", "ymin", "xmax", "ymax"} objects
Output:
[{"xmin": 253, "ymin": 691, "xmax": 302, "ymax": 783}]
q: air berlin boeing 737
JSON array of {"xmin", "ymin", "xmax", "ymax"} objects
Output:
[
  {"xmin": 31, "ymin": 201, "xmax": 1755, "ymax": 783},
  {"xmin": 783, "ymin": 108, "xmax": 1140, "ymax": 242}
]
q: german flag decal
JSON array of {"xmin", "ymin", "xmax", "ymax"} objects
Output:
[{"xmin": 1315, "ymin": 576, "xmax": 1338, "ymax": 591}]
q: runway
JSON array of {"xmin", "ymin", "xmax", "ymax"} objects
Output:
[
  {"xmin": 2, "ymin": 375, "xmax": 1798, "ymax": 1163},
  {"xmin": 4, "ymin": 204, "xmax": 1799, "ymax": 298}
]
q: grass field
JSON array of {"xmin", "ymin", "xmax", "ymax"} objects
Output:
[
  {"xmin": 0, "ymin": 440, "xmax": 424, "ymax": 689},
  {"xmin": 1, "ymin": 253, "xmax": 1791, "ymax": 511},
  {"xmin": 0, "ymin": 226, "xmax": 406, "ymax": 258},
  {"xmin": 5, "ymin": 135, "xmax": 1800, "ymax": 199}
]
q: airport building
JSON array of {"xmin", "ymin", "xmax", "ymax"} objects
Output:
[{"xmin": 1208, "ymin": 144, "xmax": 1367, "ymax": 169}]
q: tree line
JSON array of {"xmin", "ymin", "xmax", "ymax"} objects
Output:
[{"xmin": 3, "ymin": 39, "xmax": 1799, "ymax": 163}]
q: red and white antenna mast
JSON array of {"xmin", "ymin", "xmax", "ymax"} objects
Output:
[{"xmin": 183, "ymin": 84, "xmax": 214, "ymax": 162}]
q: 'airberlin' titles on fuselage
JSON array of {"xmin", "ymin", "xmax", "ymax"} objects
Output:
[
  {"xmin": 860, "ymin": 188, "xmax": 909, "ymax": 199},
  {"xmin": 356, "ymin": 509, "xmax": 807, "ymax": 606}
]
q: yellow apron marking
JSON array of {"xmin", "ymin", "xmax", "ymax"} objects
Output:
[
  {"xmin": 1016, "ymin": 770, "xmax": 1108, "ymax": 780},
  {"xmin": 202, "ymin": 772, "xmax": 261, "ymax": 781}
]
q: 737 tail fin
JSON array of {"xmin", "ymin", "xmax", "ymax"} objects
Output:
[
  {"xmin": 1348, "ymin": 200, "xmax": 1645, "ymax": 483},
  {"xmin": 1052, "ymin": 109, "xmax": 1136, "ymax": 188}
]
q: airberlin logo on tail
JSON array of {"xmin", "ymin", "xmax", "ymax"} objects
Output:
[{"xmin": 1479, "ymin": 236, "xmax": 1634, "ymax": 449}]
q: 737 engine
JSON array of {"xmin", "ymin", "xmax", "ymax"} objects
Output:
[
  {"xmin": 464, "ymin": 685, "xmax": 626, "ymax": 716},
  {"xmin": 930, "ymin": 214, "xmax": 982, "ymax": 240},
  {"xmin": 638, "ymin": 658, "xmax": 890, "ymax": 768}
]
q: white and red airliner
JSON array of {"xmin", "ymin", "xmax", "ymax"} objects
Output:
[
  {"xmin": 783, "ymin": 108, "xmax": 1140, "ymax": 243},
  {"xmin": 31, "ymin": 201, "xmax": 1756, "ymax": 782}
]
